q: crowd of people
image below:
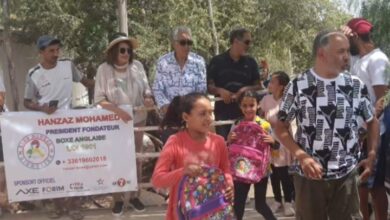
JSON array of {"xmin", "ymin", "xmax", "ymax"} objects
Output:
[{"xmin": 0, "ymin": 17, "xmax": 389, "ymax": 220}]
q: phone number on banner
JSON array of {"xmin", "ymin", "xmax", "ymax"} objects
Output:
[{"xmin": 67, "ymin": 156, "xmax": 107, "ymax": 164}]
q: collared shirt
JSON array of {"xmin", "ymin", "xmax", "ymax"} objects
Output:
[
  {"xmin": 24, "ymin": 59, "xmax": 82, "ymax": 109},
  {"xmin": 152, "ymin": 52, "xmax": 207, "ymax": 108},
  {"xmin": 207, "ymin": 50, "xmax": 259, "ymax": 118},
  {"xmin": 278, "ymin": 69, "xmax": 374, "ymax": 179}
]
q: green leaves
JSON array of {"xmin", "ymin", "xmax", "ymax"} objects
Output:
[{"xmin": 6, "ymin": 0, "xmax": 349, "ymax": 78}]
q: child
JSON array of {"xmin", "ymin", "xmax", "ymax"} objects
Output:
[
  {"xmin": 259, "ymin": 71, "xmax": 295, "ymax": 216},
  {"xmin": 228, "ymin": 91, "xmax": 277, "ymax": 220},
  {"xmin": 151, "ymin": 92, "xmax": 234, "ymax": 220}
]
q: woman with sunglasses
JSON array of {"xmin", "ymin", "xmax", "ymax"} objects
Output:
[{"xmin": 94, "ymin": 32, "xmax": 154, "ymax": 216}]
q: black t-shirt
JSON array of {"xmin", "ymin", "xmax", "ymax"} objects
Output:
[{"xmin": 207, "ymin": 50, "xmax": 259, "ymax": 118}]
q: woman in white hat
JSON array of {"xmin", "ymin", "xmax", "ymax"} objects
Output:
[{"xmin": 94, "ymin": 32, "xmax": 154, "ymax": 216}]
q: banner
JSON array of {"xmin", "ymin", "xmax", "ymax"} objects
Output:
[{"xmin": 1, "ymin": 106, "xmax": 137, "ymax": 202}]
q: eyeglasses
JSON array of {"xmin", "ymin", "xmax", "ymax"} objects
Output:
[
  {"xmin": 177, "ymin": 39, "xmax": 193, "ymax": 46},
  {"xmin": 119, "ymin": 47, "xmax": 132, "ymax": 54}
]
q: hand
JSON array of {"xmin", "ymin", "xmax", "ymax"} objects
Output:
[
  {"xmin": 160, "ymin": 105, "xmax": 169, "ymax": 115},
  {"xmin": 232, "ymin": 87, "xmax": 246, "ymax": 102},
  {"xmin": 224, "ymin": 186, "xmax": 234, "ymax": 202},
  {"xmin": 184, "ymin": 163, "xmax": 202, "ymax": 177},
  {"xmin": 144, "ymin": 96, "xmax": 154, "ymax": 108},
  {"xmin": 218, "ymin": 88, "xmax": 233, "ymax": 104},
  {"xmin": 298, "ymin": 154, "xmax": 323, "ymax": 180},
  {"xmin": 261, "ymin": 134, "xmax": 275, "ymax": 144},
  {"xmin": 375, "ymin": 96, "xmax": 385, "ymax": 117},
  {"xmin": 41, "ymin": 104, "xmax": 57, "ymax": 115},
  {"xmin": 340, "ymin": 25, "xmax": 354, "ymax": 38},
  {"xmin": 227, "ymin": 132, "xmax": 237, "ymax": 144},
  {"xmin": 358, "ymin": 157, "xmax": 374, "ymax": 183},
  {"xmin": 116, "ymin": 108, "xmax": 132, "ymax": 123}
]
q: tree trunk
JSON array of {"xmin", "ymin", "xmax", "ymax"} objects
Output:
[
  {"xmin": 117, "ymin": 0, "xmax": 128, "ymax": 35},
  {"xmin": 2, "ymin": 0, "xmax": 19, "ymax": 111},
  {"xmin": 207, "ymin": 0, "xmax": 219, "ymax": 55}
]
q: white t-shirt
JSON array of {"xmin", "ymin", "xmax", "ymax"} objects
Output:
[
  {"xmin": 351, "ymin": 48, "xmax": 390, "ymax": 134},
  {"xmin": 24, "ymin": 59, "xmax": 82, "ymax": 109}
]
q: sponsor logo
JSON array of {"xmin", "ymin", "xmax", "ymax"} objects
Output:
[
  {"xmin": 69, "ymin": 182, "xmax": 84, "ymax": 191},
  {"xmin": 97, "ymin": 178, "xmax": 104, "ymax": 185},
  {"xmin": 16, "ymin": 187, "xmax": 39, "ymax": 195},
  {"xmin": 17, "ymin": 133, "xmax": 55, "ymax": 169},
  {"xmin": 112, "ymin": 178, "xmax": 131, "ymax": 187},
  {"xmin": 41, "ymin": 185, "xmax": 65, "ymax": 194}
]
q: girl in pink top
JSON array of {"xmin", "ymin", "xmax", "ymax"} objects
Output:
[
  {"xmin": 151, "ymin": 93, "xmax": 234, "ymax": 220},
  {"xmin": 259, "ymin": 71, "xmax": 295, "ymax": 216}
]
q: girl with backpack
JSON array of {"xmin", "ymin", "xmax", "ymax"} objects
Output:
[
  {"xmin": 259, "ymin": 71, "xmax": 295, "ymax": 216},
  {"xmin": 227, "ymin": 91, "xmax": 277, "ymax": 220},
  {"xmin": 152, "ymin": 92, "xmax": 234, "ymax": 220}
]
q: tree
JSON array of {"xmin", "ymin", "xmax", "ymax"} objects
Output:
[{"xmin": 6, "ymin": 0, "xmax": 350, "ymax": 79}]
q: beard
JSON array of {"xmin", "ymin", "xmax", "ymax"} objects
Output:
[{"xmin": 349, "ymin": 42, "xmax": 360, "ymax": 56}]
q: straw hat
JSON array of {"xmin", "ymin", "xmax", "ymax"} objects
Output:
[{"xmin": 105, "ymin": 33, "xmax": 138, "ymax": 53}]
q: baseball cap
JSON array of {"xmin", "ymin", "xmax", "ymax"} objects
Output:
[
  {"xmin": 347, "ymin": 18, "xmax": 373, "ymax": 35},
  {"xmin": 37, "ymin": 35, "xmax": 61, "ymax": 50}
]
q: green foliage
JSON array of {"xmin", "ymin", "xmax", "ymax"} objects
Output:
[
  {"xmin": 5, "ymin": 0, "xmax": 350, "ymax": 79},
  {"xmin": 361, "ymin": 0, "xmax": 390, "ymax": 55}
]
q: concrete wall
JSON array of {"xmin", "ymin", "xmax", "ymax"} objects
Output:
[{"xmin": 0, "ymin": 39, "xmax": 38, "ymax": 111}]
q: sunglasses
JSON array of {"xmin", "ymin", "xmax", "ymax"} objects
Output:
[
  {"xmin": 177, "ymin": 39, "xmax": 193, "ymax": 46},
  {"xmin": 119, "ymin": 47, "xmax": 132, "ymax": 54}
]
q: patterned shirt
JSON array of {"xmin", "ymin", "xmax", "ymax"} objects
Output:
[
  {"xmin": 152, "ymin": 52, "xmax": 207, "ymax": 108},
  {"xmin": 278, "ymin": 69, "xmax": 374, "ymax": 179}
]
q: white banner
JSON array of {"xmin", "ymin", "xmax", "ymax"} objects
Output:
[{"xmin": 1, "ymin": 106, "xmax": 137, "ymax": 202}]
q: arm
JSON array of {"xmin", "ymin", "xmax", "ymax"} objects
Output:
[
  {"xmin": 274, "ymin": 120, "xmax": 323, "ymax": 179},
  {"xmin": 71, "ymin": 61, "xmax": 94, "ymax": 89},
  {"xmin": 373, "ymin": 85, "xmax": 388, "ymax": 117},
  {"xmin": 359, "ymin": 117, "xmax": 379, "ymax": 181},
  {"xmin": 152, "ymin": 60, "xmax": 170, "ymax": 109},
  {"xmin": 207, "ymin": 79, "xmax": 233, "ymax": 104},
  {"xmin": 274, "ymin": 80, "xmax": 322, "ymax": 179},
  {"xmin": 151, "ymin": 136, "xmax": 184, "ymax": 188},
  {"xmin": 0, "ymin": 92, "xmax": 4, "ymax": 112},
  {"xmin": 196, "ymin": 58, "xmax": 207, "ymax": 93}
]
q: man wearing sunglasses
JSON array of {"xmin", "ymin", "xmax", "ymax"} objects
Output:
[
  {"xmin": 207, "ymin": 27, "xmax": 261, "ymax": 139},
  {"xmin": 153, "ymin": 26, "xmax": 207, "ymax": 113}
]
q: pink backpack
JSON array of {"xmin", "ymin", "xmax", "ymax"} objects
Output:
[
  {"xmin": 229, "ymin": 121, "xmax": 271, "ymax": 183},
  {"xmin": 177, "ymin": 166, "xmax": 235, "ymax": 220}
]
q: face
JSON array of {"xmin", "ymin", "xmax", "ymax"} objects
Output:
[
  {"xmin": 182, "ymin": 97, "xmax": 213, "ymax": 134},
  {"xmin": 40, "ymin": 44, "xmax": 60, "ymax": 65},
  {"xmin": 115, "ymin": 42, "xmax": 132, "ymax": 66},
  {"xmin": 234, "ymin": 32, "xmax": 252, "ymax": 55},
  {"xmin": 267, "ymin": 75, "xmax": 284, "ymax": 94},
  {"xmin": 173, "ymin": 32, "xmax": 192, "ymax": 58},
  {"xmin": 240, "ymin": 97, "xmax": 258, "ymax": 121},
  {"xmin": 321, "ymin": 35, "xmax": 350, "ymax": 74}
]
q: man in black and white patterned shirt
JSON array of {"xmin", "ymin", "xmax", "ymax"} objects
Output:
[{"xmin": 275, "ymin": 30, "xmax": 379, "ymax": 220}]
